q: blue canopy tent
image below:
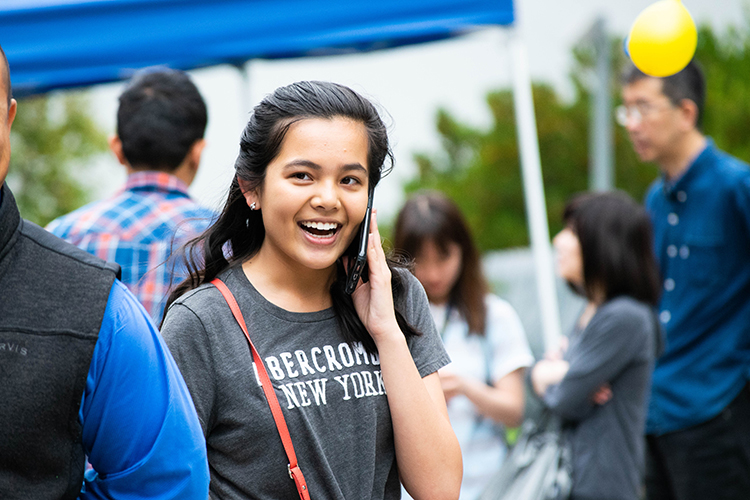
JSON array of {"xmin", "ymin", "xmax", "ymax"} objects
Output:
[
  {"xmin": 3, "ymin": 0, "xmax": 513, "ymax": 96},
  {"xmin": 0, "ymin": 0, "xmax": 562, "ymax": 347}
]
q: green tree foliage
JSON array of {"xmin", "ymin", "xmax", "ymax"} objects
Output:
[
  {"xmin": 409, "ymin": 84, "xmax": 588, "ymax": 250},
  {"xmin": 408, "ymin": 22, "xmax": 750, "ymax": 251},
  {"xmin": 698, "ymin": 22, "xmax": 750, "ymax": 162},
  {"xmin": 7, "ymin": 92, "xmax": 107, "ymax": 226}
]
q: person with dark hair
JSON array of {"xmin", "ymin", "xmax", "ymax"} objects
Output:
[
  {"xmin": 47, "ymin": 68, "xmax": 213, "ymax": 322},
  {"xmin": 393, "ymin": 191, "xmax": 533, "ymax": 500},
  {"xmin": 0, "ymin": 46, "xmax": 209, "ymax": 498},
  {"xmin": 531, "ymin": 191, "xmax": 662, "ymax": 500},
  {"xmin": 620, "ymin": 60, "xmax": 750, "ymax": 500},
  {"xmin": 160, "ymin": 80, "xmax": 462, "ymax": 500}
]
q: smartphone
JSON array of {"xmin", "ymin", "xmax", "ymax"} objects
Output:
[{"xmin": 344, "ymin": 189, "xmax": 374, "ymax": 295}]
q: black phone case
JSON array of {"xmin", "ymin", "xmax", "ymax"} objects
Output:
[{"xmin": 344, "ymin": 190, "xmax": 373, "ymax": 294}]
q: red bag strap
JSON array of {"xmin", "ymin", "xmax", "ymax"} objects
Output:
[{"xmin": 211, "ymin": 278, "xmax": 311, "ymax": 500}]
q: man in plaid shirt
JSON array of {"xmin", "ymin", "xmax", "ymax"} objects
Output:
[{"xmin": 47, "ymin": 69, "xmax": 214, "ymax": 322}]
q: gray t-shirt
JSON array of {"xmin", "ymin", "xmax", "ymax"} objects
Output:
[
  {"xmin": 542, "ymin": 296, "xmax": 659, "ymax": 500},
  {"xmin": 162, "ymin": 265, "xmax": 450, "ymax": 500}
]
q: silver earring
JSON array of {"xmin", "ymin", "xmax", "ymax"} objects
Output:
[{"xmin": 250, "ymin": 202, "xmax": 256, "ymax": 210}]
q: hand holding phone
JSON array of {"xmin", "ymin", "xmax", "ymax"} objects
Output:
[{"xmin": 345, "ymin": 190, "xmax": 374, "ymax": 295}]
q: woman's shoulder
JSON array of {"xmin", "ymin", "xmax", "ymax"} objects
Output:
[
  {"xmin": 591, "ymin": 296, "xmax": 655, "ymax": 336},
  {"xmin": 393, "ymin": 267, "xmax": 427, "ymax": 304},
  {"xmin": 483, "ymin": 294, "xmax": 532, "ymax": 354},
  {"xmin": 164, "ymin": 280, "xmax": 234, "ymax": 329},
  {"xmin": 171, "ymin": 283, "xmax": 222, "ymax": 309},
  {"xmin": 599, "ymin": 296, "xmax": 653, "ymax": 319},
  {"xmin": 483, "ymin": 294, "xmax": 526, "ymax": 332},
  {"xmin": 484, "ymin": 293, "xmax": 519, "ymax": 317},
  {"xmin": 392, "ymin": 265, "xmax": 418, "ymax": 285},
  {"xmin": 170, "ymin": 267, "xmax": 242, "ymax": 310}
]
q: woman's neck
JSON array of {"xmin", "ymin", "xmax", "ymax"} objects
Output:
[
  {"xmin": 242, "ymin": 247, "xmax": 335, "ymax": 313},
  {"xmin": 577, "ymin": 301, "xmax": 598, "ymax": 331},
  {"xmin": 429, "ymin": 296, "xmax": 450, "ymax": 307}
]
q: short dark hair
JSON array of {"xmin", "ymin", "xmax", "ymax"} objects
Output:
[
  {"xmin": 563, "ymin": 191, "xmax": 661, "ymax": 306},
  {"xmin": 0, "ymin": 44, "xmax": 11, "ymax": 108},
  {"xmin": 117, "ymin": 69, "xmax": 207, "ymax": 171},
  {"xmin": 394, "ymin": 191, "xmax": 489, "ymax": 335},
  {"xmin": 623, "ymin": 60, "xmax": 705, "ymax": 128}
]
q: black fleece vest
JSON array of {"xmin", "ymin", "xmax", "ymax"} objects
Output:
[{"xmin": 0, "ymin": 185, "xmax": 118, "ymax": 499}]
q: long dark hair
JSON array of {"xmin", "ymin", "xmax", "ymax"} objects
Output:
[
  {"xmin": 164, "ymin": 81, "xmax": 419, "ymax": 353},
  {"xmin": 562, "ymin": 191, "xmax": 661, "ymax": 306},
  {"xmin": 393, "ymin": 191, "xmax": 489, "ymax": 335}
]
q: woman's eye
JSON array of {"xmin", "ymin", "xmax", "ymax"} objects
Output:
[
  {"xmin": 292, "ymin": 172, "xmax": 311, "ymax": 181},
  {"xmin": 341, "ymin": 176, "xmax": 361, "ymax": 186}
]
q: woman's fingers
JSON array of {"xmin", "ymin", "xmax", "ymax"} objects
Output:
[
  {"xmin": 354, "ymin": 208, "xmax": 399, "ymax": 339},
  {"xmin": 591, "ymin": 384, "xmax": 613, "ymax": 405},
  {"xmin": 367, "ymin": 210, "xmax": 389, "ymax": 277}
]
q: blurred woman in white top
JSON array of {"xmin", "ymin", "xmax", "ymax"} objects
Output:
[{"xmin": 394, "ymin": 191, "xmax": 534, "ymax": 499}]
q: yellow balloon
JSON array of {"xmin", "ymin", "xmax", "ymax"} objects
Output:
[{"xmin": 627, "ymin": 0, "xmax": 697, "ymax": 77}]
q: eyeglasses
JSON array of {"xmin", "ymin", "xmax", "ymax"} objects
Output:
[{"xmin": 615, "ymin": 102, "xmax": 671, "ymax": 126}]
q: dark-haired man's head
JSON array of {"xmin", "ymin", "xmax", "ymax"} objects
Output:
[
  {"xmin": 111, "ymin": 69, "xmax": 207, "ymax": 183},
  {"xmin": 0, "ymin": 43, "xmax": 17, "ymax": 187},
  {"xmin": 619, "ymin": 61, "xmax": 706, "ymax": 175}
]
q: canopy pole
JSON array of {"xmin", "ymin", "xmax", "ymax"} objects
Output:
[
  {"xmin": 508, "ymin": 29, "xmax": 562, "ymax": 351},
  {"xmin": 588, "ymin": 16, "xmax": 614, "ymax": 191}
]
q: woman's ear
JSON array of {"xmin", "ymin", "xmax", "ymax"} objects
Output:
[{"xmin": 237, "ymin": 177, "xmax": 260, "ymax": 210}]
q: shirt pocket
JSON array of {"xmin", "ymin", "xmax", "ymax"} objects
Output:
[{"xmin": 682, "ymin": 228, "xmax": 724, "ymax": 288}]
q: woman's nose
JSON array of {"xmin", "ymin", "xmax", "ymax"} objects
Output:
[{"xmin": 312, "ymin": 181, "xmax": 339, "ymax": 210}]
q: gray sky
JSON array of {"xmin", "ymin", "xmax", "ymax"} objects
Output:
[{"xmin": 87, "ymin": 0, "xmax": 746, "ymax": 221}]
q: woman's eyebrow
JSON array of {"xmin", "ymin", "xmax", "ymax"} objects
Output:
[
  {"xmin": 283, "ymin": 159, "xmax": 320, "ymax": 170},
  {"xmin": 341, "ymin": 163, "xmax": 367, "ymax": 174},
  {"xmin": 282, "ymin": 160, "xmax": 367, "ymax": 174}
]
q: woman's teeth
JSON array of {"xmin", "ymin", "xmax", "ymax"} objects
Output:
[{"xmin": 300, "ymin": 221, "xmax": 339, "ymax": 237}]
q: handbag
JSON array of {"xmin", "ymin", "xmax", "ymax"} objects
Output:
[
  {"xmin": 477, "ymin": 409, "xmax": 572, "ymax": 500},
  {"xmin": 211, "ymin": 278, "xmax": 312, "ymax": 500}
]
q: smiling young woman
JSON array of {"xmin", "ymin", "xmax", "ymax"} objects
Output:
[{"xmin": 160, "ymin": 81, "xmax": 461, "ymax": 500}]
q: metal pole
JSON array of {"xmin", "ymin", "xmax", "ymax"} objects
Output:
[
  {"xmin": 508, "ymin": 30, "xmax": 562, "ymax": 350},
  {"xmin": 589, "ymin": 17, "xmax": 614, "ymax": 191}
]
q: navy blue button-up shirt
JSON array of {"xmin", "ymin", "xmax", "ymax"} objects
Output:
[{"xmin": 645, "ymin": 139, "xmax": 750, "ymax": 435}]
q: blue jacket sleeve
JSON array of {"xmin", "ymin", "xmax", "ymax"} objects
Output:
[{"xmin": 78, "ymin": 281, "xmax": 209, "ymax": 499}]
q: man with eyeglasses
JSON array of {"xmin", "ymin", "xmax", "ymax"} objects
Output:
[{"xmin": 620, "ymin": 61, "xmax": 750, "ymax": 500}]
